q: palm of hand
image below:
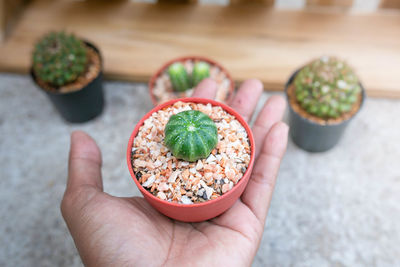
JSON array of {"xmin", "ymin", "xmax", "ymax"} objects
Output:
[
  {"xmin": 74, "ymin": 190, "xmax": 259, "ymax": 266},
  {"xmin": 62, "ymin": 79, "xmax": 288, "ymax": 267}
]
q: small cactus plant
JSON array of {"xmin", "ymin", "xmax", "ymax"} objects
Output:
[
  {"xmin": 168, "ymin": 62, "xmax": 191, "ymax": 92},
  {"xmin": 32, "ymin": 32, "xmax": 88, "ymax": 88},
  {"xmin": 164, "ymin": 110, "xmax": 218, "ymax": 162},
  {"xmin": 294, "ymin": 57, "xmax": 361, "ymax": 119},
  {"xmin": 167, "ymin": 61, "xmax": 210, "ymax": 92},
  {"xmin": 192, "ymin": 61, "xmax": 210, "ymax": 87}
]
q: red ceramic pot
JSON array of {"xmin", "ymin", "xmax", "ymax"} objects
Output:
[
  {"xmin": 148, "ymin": 56, "xmax": 235, "ymax": 106},
  {"xmin": 127, "ymin": 98, "xmax": 255, "ymax": 222}
]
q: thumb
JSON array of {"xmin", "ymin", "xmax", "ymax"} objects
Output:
[
  {"xmin": 61, "ymin": 131, "xmax": 104, "ymax": 260},
  {"xmin": 192, "ymin": 78, "xmax": 217, "ymax": 99},
  {"xmin": 66, "ymin": 130, "xmax": 103, "ymax": 193}
]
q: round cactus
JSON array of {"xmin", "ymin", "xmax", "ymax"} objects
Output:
[
  {"xmin": 192, "ymin": 61, "xmax": 210, "ymax": 87},
  {"xmin": 293, "ymin": 57, "xmax": 361, "ymax": 119},
  {"xmin": 164, "ymin": 110, "xmax": 218, "ymax": 162},
  {"xmin": 32, "ymin": 32, "xmax": 88, "ymax": 88},
  {"xmin": 168, "ymin": 62, "xmax": 191, "ymax": 92}
]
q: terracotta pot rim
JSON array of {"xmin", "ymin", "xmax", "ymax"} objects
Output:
[
  {"xmin": 30, "ymin": 40, "xmax": 102, "ymax": 96},
  {"xmin": 126, "ymin": 97, "xmax": 255, "ymax": 208},
  {"xmin": 285, "ymin": 68, "xmax": 366, "ymax": 127},
  {"xmin": 148, "ymin": 56, "xmax": 235, "ymax": 106}
]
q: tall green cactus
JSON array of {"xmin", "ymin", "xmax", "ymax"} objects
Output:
[
  {"xmin": 294, "ymin": 57, "xmax": 361, "ymax": 119},
  {"xmin": 32, "ymin": 32, "xmax": 88, "ymax": 88},
  {"xmin": 168, "ymin": 62, "xmax": 191, "ymax": 92},
  {"xmin": 192, "ymin": 61, "xmax": 210, "ymax": 87}
]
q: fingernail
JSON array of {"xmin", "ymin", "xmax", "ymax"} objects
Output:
[{"xmin": 197, "ymin": 78, "xmax": 217, "ymax": 89}]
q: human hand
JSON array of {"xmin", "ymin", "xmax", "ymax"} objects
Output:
[{"xmin": 61, "ymin": 78, "xmax": 288, "ymax": 267}]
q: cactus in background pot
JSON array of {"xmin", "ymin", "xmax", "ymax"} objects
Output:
[
  {"xmin": 293, "ymin": 57, "xmax": 361, "ymax": 119},
  {"xmin": 167, "ymin": 61, "xmax": 211, "ymax": 92},
  {"xmin": 164, "ymin": 110, "xmax": 218, "ymax": 162},
  {"xmin": 192, "ymin": 61, "xmax": 210, "ymax": 87},
  {"xmin": 168, "ymin": 62, "xmax": 191, "ymax": 92},
  {"xmin": 32, "ymin": 32, "xmax": 88, "ymax": 88}
]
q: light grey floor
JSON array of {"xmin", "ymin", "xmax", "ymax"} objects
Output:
[{"xmin": 0, "ymin": 73, "xmax": 399, "ymax": 267}]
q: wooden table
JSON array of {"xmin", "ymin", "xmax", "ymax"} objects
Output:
[{"xmin": 1, "ymin": 0, "xmax": 400, "ymax": 98}]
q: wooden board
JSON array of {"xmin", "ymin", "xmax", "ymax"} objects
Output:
[
  {"xmin": 380, "ymin": 0, "xmax": 400, "ymax": 9},
  {"xmin": 306, "ymin": 0, "xmax": 353, "ymax": 8},
  {"xmin": 0, "ymin": 0, "xmax": 30, "ymax": 42},
  {"xmin": 230, "ymin": 0, "xmax": 274, "ymax": 5},
  {"xmin": 1, "ymin": 0, "xmax": 400, "ymax": 98}
]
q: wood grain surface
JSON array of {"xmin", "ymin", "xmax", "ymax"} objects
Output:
[
  {"xmin": 0, "ymin": 0, "xmax": 30, "ymax": 42},
  {"xmin": 1, "ymin": 0, "xmax": 400, "ymax": 97},
  {"xmin": 380, "ymin": 0, "xmax": 400, "ymax": 9},
  {"xmin": 306, "ymin": 0, "xmax": 354, "ymax": 7},
  {"xmin": 230, "ymin": 0, "xmax": 275, "ymax": 5}
]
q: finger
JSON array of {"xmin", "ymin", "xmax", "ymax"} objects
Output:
[
  {"xmin": 192, "ymin": 78, "xmax": 218, "ymax": 99},
  {"xmin": 252, "ymin": 95, "xmax": 286, "ymax": 158},
  {"xmin": 241, "ymin": 122, "xmax": 289, "ymax": 223},
  {"xmin": 229, "ymin": 79, "xmax": 263, "ymax": 122},
  {"xmin": 66, "ymin": 131, "xmax": 103, "ymax": 194}
]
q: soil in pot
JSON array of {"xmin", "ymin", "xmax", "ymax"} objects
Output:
[
  {"xmin": 152, "ymin": 59, "xmax": 233, "ymax": 105},
  {"xmin": 131, "ymin": 101, "xmax": 251, "ymax": 204}
]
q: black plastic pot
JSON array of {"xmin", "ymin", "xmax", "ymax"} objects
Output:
[
  {"xmin": 31, "ymin": 41, "xmax": 104, "ymax": 123},
  {"xmin": 285, "ymin": 70, "xmax": 365, "ymax": 152}
]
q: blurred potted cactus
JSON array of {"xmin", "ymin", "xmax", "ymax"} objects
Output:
[
  {"xmin": 149, "ymin": 56, "xmax": 235, "ymax": 106},
  {"xmin": 285, "ymin": 56, "xmax": 365, "ymax": 152},
  {"xmin": 30, "ymin": 31, "xmax": 104, "ymax": 123}
]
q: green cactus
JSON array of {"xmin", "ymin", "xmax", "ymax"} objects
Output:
[
  {"xmin": 32, "ymin": 31, "xmax": 88, "ymax": 88},
  {"xmin": 168, "ymin": 62, "xmax": 192, "ymax": 92},
  {"xmin": 164, "ymin": 110, "xmax": 218, "ymax": 162},
  {"xmin": 293, "ymin": 57, "xmax": 361, "ymax": 119},
  {"xmin": 192, "ymin": 61, "xmax": 210, "ymax": 87}
]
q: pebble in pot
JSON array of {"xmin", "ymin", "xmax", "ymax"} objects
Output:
[{"xmin": 285, "ymin": 56, "xmax": 365, "ymax": 152}]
